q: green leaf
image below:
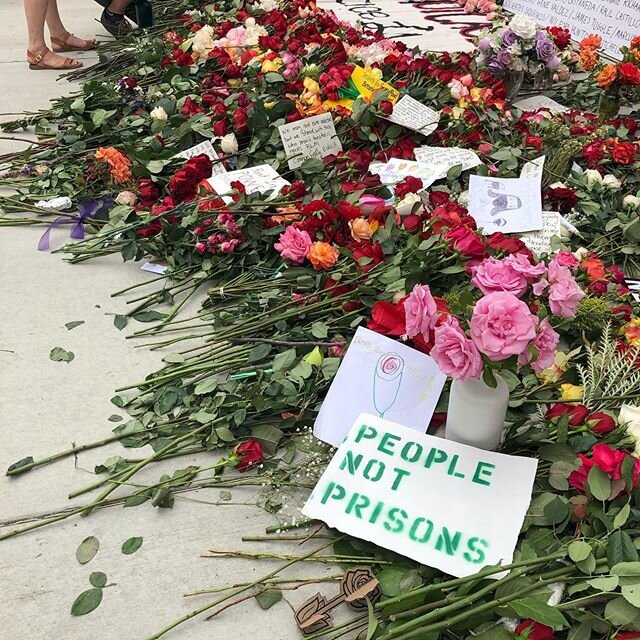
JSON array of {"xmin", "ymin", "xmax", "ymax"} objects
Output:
[
  {"xmin": 605, "ymin": 596, "xmax": 640, "ymax": 626},
  {"xmin": 7, "ymin": 456, "xmax": 34, "ymax": 474},
  {"xmin": 612, "ymin": 562, "xmax": 640, "ymax": 585},
  {"xmin": 89, "ymin": 572, "xmax": 107, "ymax": 588},
  {"xmin": 378, "ymin": 567, "xmax": 407, "ymax": 597},
  {"xmin": 366, "ymin": 597, "xmax": 378, "ymax": 640},
  {"xmin": 71, "ymin": 588, "xmax": 103, "ymax": 616},
  {"xmin": 76, "ymin": 536, "xmax": 99, "ymax": 564},
  {"xmin": 247, "ymin": 343, "xmax": 272, "ymax": 363},
  {"xmin": 609, "ymin": 531, "xmax": 639, "ymax": 566},
  {"xmin": 49, "ymin": 347, "xmax": 75, "ymax": 363},
  {"xmin": 255, "ymin": 588, "xmax": 282, "ymax": 610},
  {"xmin": 622, "ymin": 585, "xmax": 640, "ymax": 607},
  {"xmin": 587, "ymin": 576, "xmax": 619, "ymax": 591},
  {"xmin": 121, "ymin": 536, "xmax": 143, "ymax": 555},
  {"xmin": 567, "ymin": 622, "xmax": 592, "ymax": 640},
  {"xmin": 193, "ymin": 379, "xmax": 217, "ymax": 395},
  {"xmin": 146, "ymin": 159, "xmax": 170, "ymax": 174},
  {"xmin": 311, "ymin": 321, "xmax": 329, "ymax": 339},
  {"xmin": 527, "ymin": 493, "xmax": 569, "ymax": 526},
  {"xmin": 113, "ymin": 315, "xmax": 128, "ymax": 331},
  {"xmin": 272, "ymin": 348, "xmax": 297, "ymax": 372},
  {"xmin": 251, "ymin": 425, "xmax": 283, "ymax": 455},
  {"xmin": 133, "ymin": 311, "xmax": 166, "ymax": 323},
  {"xmin": 65, "ymin": 320, "xmax": 85, "ymax": 330},
  {"xmin": 615, "ymin": 503, "xmax": 632, "ymax": 529},
  {"xmin": 163, "ymin": 353, "xmax": 185, "ymax": 364},
  {"xmin": 587, "ymin": 465, "xmax": 611, "ymax": 501},
  {"xmin": 510, "ymin": 597, "xmax": 567, "ymax": 628},
  {"xmin": 568, "ymin": 541, "xmax": 592, "ymax": 563},
  {"xmin": 108, "ymin": 414, "xmax": 123, "ymax": 422}
]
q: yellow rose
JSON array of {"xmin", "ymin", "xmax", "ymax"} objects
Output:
[
  {"xmin": 262, "ymin": 58, "xmax": 283, "ymax": 73},
  {"xmin": 560, "ymin": 383, "xmax": 583, "ymax": 403},
  {"xmin": 303, "ymin": 77, "xmax": 321, "ymax": 94}
]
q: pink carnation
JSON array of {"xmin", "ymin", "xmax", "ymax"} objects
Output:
[
  {"xmin": 431, "ymin": 318, "xmax": 483, "ymax": 381},
  {"xmin": 554, "ymin": 251, "xmax": 579, "ymax": 268},
  {"xmin": 470, "ymin": 292, "xmax": 538, "ymax": 360},
  {"xmin": 519, "ymin": 317, "xmax": 560, "ymax": 372},
  {"xmin": 274, "ymin": 226, "xmax": 312, "ymax": 264},
  {"xmin": 548, "ymin": 261, "xmax": 585, "ymax": 318},
  {"xmin": 405, "ymin": 284, "xmax": 438, "ymax": 338},
  {"xmin": 471, "ymin": 257, "xmax": 528, "ymax": 297},
  {"xmin": 504, "ymin": 254, "xmax": 547, "ymax": 281}
]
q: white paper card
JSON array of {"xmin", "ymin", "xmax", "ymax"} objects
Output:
[
  {"xmin": 207, "ymin": 164, "xmax": 289, "ymax": 202},
  {"xmin": 386, "ymin": 95, "xmax": 440, "ymax": 136},
  {"xmin": 278, "ymin": 113, "xmax": 343, "ymax": 170},
  {"xmin": 303, "ymin": 413, "xmax": 538, "ymax": 577},
  {"xmin": 520, "ymin": 156, "xmax": 545, "ymax": 181},
  {"xmin": 468, "ymin": 175, "xmax": 543, "ymax": 234},
  {"xmin": 414, "ymin": 146, "xmax": 482, "ymax": 179},
  {"xmin": 140, "ymin": 262, "xmax": 168, "ymax": 275},
  {"xmin": 314, "ymin": 327, "xmax": 446, "ymax": 447},
  {"xmin": 175, "ymin": 141, "xmax": 227, "ymax": 176},
  {"xmin": 520, "ymin": 212, "xmax": 561, "ymax": 256},
  {"xmin": 513, "ymin": 95, "xmax": 568, "ymax": 114},
  {"xmin": 377, "ymin": 158, "xmax": 439, "ymax": 188}
]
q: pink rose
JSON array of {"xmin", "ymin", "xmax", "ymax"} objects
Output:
[
  {"xmin": 449, "ymin": 79, "xmax": 470, "ymax": 100},
  {"xmin": 548, "ymin": 262, "xmax": 585, "ymax": 318},
  {"xmin": 471, "ymin": 257, "xmax": 528, "ymax": 297},
  {"xmin": 274, "ymin": 226, "xmax": 312, "ymax": 264},
  {"xmin": 554, "ymin": 251, "xmax": 579, "ymax": 268},
  {"xmin": 431, "ymin": 318, "xmax": 483, "ymax": 380},
  {"xmin": 404, "ymin": 284, "xmax": 438, "ymax": 338},
  {"xmin": 470, "ymin": 292, "xmax": 538, "ymax": 360},
  {"xmin": 519, "ymin": 317, "xmax": 560, "ymax": 372},
  {"xmin": 359, "ymin": 194, "xmax": 386, "ymax": 215},
  {"xmin": 504, "ymin": 254, "xmax": 546, "ymax": 281}
]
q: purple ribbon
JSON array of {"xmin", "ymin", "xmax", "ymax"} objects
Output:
[{"xmin": 38, "ymin": 197, "xmax": 113, "ymax": 251}]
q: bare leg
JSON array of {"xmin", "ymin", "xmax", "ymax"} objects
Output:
[
  {"xmin": 45, "ymin": 0, "xmax": 96, "ymax": 48},
  {"xmin": 23, "ymin": 0, "xmax": 49, "ymax": 52}
]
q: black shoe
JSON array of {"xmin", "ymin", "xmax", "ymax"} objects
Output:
[
  {"xmin": 94, "ymin": 0, "xmax": 138, "ymax": 24},
  {"xmin": 100, "ymin": 9, "xmax": 134, "ymax": 38}
]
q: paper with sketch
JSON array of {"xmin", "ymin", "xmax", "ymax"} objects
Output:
[
  {"xmin": 513, "ymin": 95, "xmax": 568, "ymax": 114},
  {"xmin": 414, "ymin": 146, "xmax": 482, "ymax": 179},
  {"xmin": 520, "ymin": 212, "xmax": 561, "ymax": 256},
  {"xmin": 278, "ymin": 113, "xmax": 343, "ymax": 170},
  {"xmin": 175, "ymin": 141, "xmax": 227, "ymax": 176},
  {"xmin": 520, "ymin": 156, "xmax": 545, "ymax": 181},
  {"xmin": 468, "ymin": 175, "xmax": 543, "ymax": 234},
  {"xmin": 304, "ymin": 413, "xmax": 538, "ymax": 578},
  {"xmin": 314, "ymin": 327, "xmax": 446, "ymax": 447},
  {"xmin": 377, "ymin": 158, "xmax": 439, "ymax": 188},
  {"xmin": 386, "ymin": 95, "xmax": 439, "ymax": 136},
  {"xmin": 207, "ymin": 164, "xmax": 289, "ymax": 202}
]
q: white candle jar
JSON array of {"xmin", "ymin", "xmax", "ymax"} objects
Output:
[{"xmin": 445, "ymin": 375, "xmax": 509, "ymax": 450}]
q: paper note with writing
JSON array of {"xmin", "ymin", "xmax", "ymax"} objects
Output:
[
  {"xmin": 520, "ymin": 212, "xmax": 561, "ymax": 256},
  {"xmin": 325, "ymin": 65, "xmax": 400, "ymax": 110},
  {"xmin": 414, "ymin": 146, "xmax": 482, "ymax": 179},
  {"xmin": 468, "ymin": 175, "xmax": 543, "ymax": 234},
  {"xmin": 385, "ymin": 95, "xmax": 440, "ymax": 136},
  {"xmin": 207, "ymin": 164, "xmax": 289, "ymax": 203},
  {"xmin": 520, "ymin": 156, "xmax": 545, "ymax": 181},
  {"xmin": 513, "ymin": 95, "xmax": 568, "ymax": 114},
  {"xmin": 314, "ymin": 327, "xmax": 446, "ymax": 447},
  {"xmin": 140, "ymin": 262, "xmax": 168, "ymax": 275},
  {"xmin": 278, "ymin": 113, "xmax": 343, "ymax": 170},
  {"xmin": 377, "ymin": 158, "xmax": 439, "ymax": 188},
  {"xmin": 304, "ymin": 413, "xmax": 538, "ymax": 578},
  {"xmin": 175, "ymin": 140, "xmax": 227, "ymax": 176}
]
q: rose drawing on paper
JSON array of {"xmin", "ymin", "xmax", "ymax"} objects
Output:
[{"xmin": 373, "ymin": 352, "xmax": 404, "ymax": 417}]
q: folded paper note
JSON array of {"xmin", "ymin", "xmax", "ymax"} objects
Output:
[
  {"xmin": 314, "ymin": 327, "xmax": 446, "ymax": 447},
  {"xmin": 520, "ymin": 211, "xmax": 561, "ymax": 256},
  {"xmin": 207, "ymin": 164, "xmax": 289, "ymax": 202},
  {"xmin": 513, "ymin": 95, "xmax": 568, "ymax": 114},
  {"xmin": 413, "ymin": 146, "xmax": 482, "ymax": 178},
  {"xmin": 304, "ymin": 413, "xmax": 538, "ymax": 578},
  {"xmin": 278, "ymin": 112, "xmax": 343, "ymax": 170},
  {"xmin": 376, "ymin": 158, "xmax": 439, "ymax": 188},
  {"xmin": 385, "ymin": 95, "xmax": 439, "ymax": 136}
]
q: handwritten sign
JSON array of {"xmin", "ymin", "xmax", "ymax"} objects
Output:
[
  {"xmin": 503, "ymin": 0, "xmax": 633, "ymax": 60},
  {"xmin": 468, "ymin": 175, "xmax": 543, "ymax": 234},
  {"xmin": 314, "ymin": 327, "xmax": 446, "ymax": 447},
  {"xmin": 207, "ymin": 164, "xmax": 289, "ymax": 202},
  {"xmin": 375, "ymin": 158, "xmax": 439, "ymax": 188},
  {"xmin": 520, "ymin": 211, "xmax": 562, "ymax": 255},
  {"xmin": 175, "ymin": 141, "xmax": 227, "ymax": 176},
  {"xmin": 303, "ymin": 413, "xmax": 538, "ymax": 577},
  {"xmin": 278, "ymin": 113, "xmax": 343, "ymax": 170},
  {"xmin": 385, "ymin": 95, "xmax": 440, "ymax": 136},
  {"xmin": 414, "ymin": 146, "xmax": 482, "ymax": 178},
  {"xmin": 326, "ymin": 65, "xmax": 400, "ymax": 110},
  {"xmin": 520, "ymin": 155, "xmax": 546, "ymax": 181},
  {"xmin": 513, "ymin": 95, "xmax": 568, "ymax": 114}
]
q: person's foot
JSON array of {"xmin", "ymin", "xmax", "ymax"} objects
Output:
[
  {"xmin": 93, "ymin": 0, "xmax": 138, "ymax": 24},
  {"xmin": 100, "ymin": 9, "xmax": 134, "ymax": 38},
  {"xmin": 27, "ymin": 47, "xmax": 83, "ymax": 70},
  {"xmin": 50, "ymin": 31, "xmax": 97, "ymax": 52}
]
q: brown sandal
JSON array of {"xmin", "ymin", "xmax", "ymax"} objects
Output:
[
  {"xmin": 51, "ymin": 31, "xmax": 97, "ymax": 52},
  {"xmin": 27, "ymin": 47, "xmax": 83, "ymax": 70}
]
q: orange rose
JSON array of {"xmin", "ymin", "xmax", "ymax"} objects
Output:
[
  {"xmin": 597, "ymin": 64, "xmax": 618, "ymax": 88},
  {"xmin": 631, "ymin": 35, "xmax": 640, "ymax": 50},
  {"xmin": 580, "ymin": 34, "xmax": 602, "ymax": 50},
  {"xmin": 349, "ymin": 218, "xmax": 374, "ymax": 241},
  {"xmin": 580, "ymin": 256, "xmax": 607, "ymax": 281},
  {"xmin": 95, "ymin": 146, "xmax": 133, "ymax": 184},
  {"xmin": 578, "ymin": 47, "xmax": 598, "ymax": 71},
  {"xmin": 307, "ymin": 242, "xmax": 339, "ymax": 270}
]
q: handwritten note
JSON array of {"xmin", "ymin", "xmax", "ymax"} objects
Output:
[
  {"xmin": 207, "ymin": 164, "xmax": 289, "ymax": 202},
  {"xmin": 175, "ymin": 141, "xmax": 227, "ymax": 176},
  {"xmin": 520, "ymin": 211, "xmax": 562, "ymax": 256},
  {"xmin": 314, "ymin": 327, "xmax": 446, "ymax": 447},
  {"xmin": 376, "ymin": 158, "xmax": 439, "ymax": 188},
  {"xmin": 278, "ymin": 113, "xmax": 343, "ymax": 170},
  {"xmin": 513, "ymin": 95, "xmax": 568, "ymax": 114},
  {"xmin": 352, "ymin": 65, "xmax": 400, "ymax": 103},
  {"xmin": 520, "ymin": 156, "xmax": 546, "ymax": 181},
  {"xmin": 304, "ymin": 413, "xmax": 538, "ymax": 578},
  {"xmin": 386, "ymin": 95, "xmax": 439, "ymax": 136},
  {"xmin": 468, "ymin": 175, "xmax": 543, "ymax": 234},
  {"xmin": 414, "ymin": 146, "xmax": 482, "ymax": 179}
]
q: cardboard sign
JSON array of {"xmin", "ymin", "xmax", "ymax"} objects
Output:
[
  {"xmin": 468, "ymin": 175, "xmax": 543, "ymax": 234},
  {"xmin": 303, "ymin": 414, "xmax": 538, "ymax": 578},
  {"xmin": 175, "ymin": 141, "xmax": 227, "ymax": 176},
  {"xmin": 385, "ymin": 95, "xmax": 440, "ymax": 136},
  {"xmin": 520, "ymin": 211, "xmax": 562, "ymax": 256},
  {"xmin": 503, "ymin": 0, "xmax": 630, "ymax": 60},
  {"xmin": 314, "ymin": 327, "xmax": 446, "ymax": 447},
  {"xmin": 278, "ymin": 113, "xmax": 343, "ymax": 170},
  {"xmin": 414, "ymin": 146, "xmax": 482, "ymax": 178},
  {"xmin": 207, "ymin": 164, "xmax": 289, "ymax": 202},
  {"xmin": 513, "ymin": 95, "xmax": 568, "ymax": 114}
]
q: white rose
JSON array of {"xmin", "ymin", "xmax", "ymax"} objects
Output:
[
  {"xmin": 509, "ymin": 14, "xmax": 537, "ymax": 40},
  {"xmin": 584, "ymin": 169, "xmax": 603, "ymax": 188},
  {"xmin": 150, "ymin": 106, "xmax": 168, "ymax": 121},
  {"xmin": 619, "ymin": 404, "xmax": 640, "ymax": 456},
  {"xmin": 396, "ymin": 192, "xmax": 423, "ymax": 217},
  {"xmin": 623, "ymin": 194, "xmax": 640, "ymax": 210},
  {"xmin": 549, "ymin": 181, "xmax": 566, "ymax": 189},
  {"xmin": 258, "ymin": 0, "xmax": 278, "ymax": 10},
  {"xmin": 115, "ymin": 190, "xmax": 138, "ymax": 207},
  {"xmin": 192, "ymin": 25, "xmax": 215, "ymax": 57},
  {"xmin": 603, "ymin": 174, "xmax": 621, "ymax": 189},
  {"xmin": 220, "ymin": 133, "xmax": 238, "ymax": 155},
  {"xmin": 573, "ymin": 247, "xmax": 589, "ymax": 261}
]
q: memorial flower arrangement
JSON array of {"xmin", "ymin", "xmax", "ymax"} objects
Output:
[
  {"xmin": 595, "ymin": 37, "xmax": 640, "ymax": 119},
  {"xmin": 2, "ymin": 0, "xmax": 640, "ymax": 638}
]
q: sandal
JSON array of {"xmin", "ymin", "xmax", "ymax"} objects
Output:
[
  {"xmin": 51, "ymin": 31, "xmax": 97, "ymax": 52},
  {"xmin": 27, "ymin": 47, "xmax": 83, "ymax": 71}
]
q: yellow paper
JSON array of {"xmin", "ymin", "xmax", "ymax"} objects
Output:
[{"xmin": 351, "ymin": 66, "xmax": 400, "ymax": 103}]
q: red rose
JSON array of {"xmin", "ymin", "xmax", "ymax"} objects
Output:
[
  {"xmin": 169, "ymin": 167, "xmax": 199, "ymax": 202},
  {"xmin": 582, "ymin": 141, "xmax": 605, "ymax": 167},
  {"xmin": 515, "ymin": 619, "xmax": 557, "ymax": 640},
  {"xmin": 213, "ymin": 119, "xmax": 228, "ymax": 137},
  {"xmin": 525, "ymin": 135, "xmax": 543, "ymax": 151},
  {"xmin": 232, "ymin": 107, "xmax": 249, "ymax": 134},
  {"xmin": 547, "ymin": 26, "xmax": 571, "ymax": 50},
  {"xmin": 487, "ymin": 232, "xmax": 532, "ymax": 258},
  {"xmin": 617, "ymin": 633, "xmax": 640, "ymax": 639},
  {"xmin": 137, "ymin": 178, "xmax": 160, "ymax": 205},
  {"xmin": 444, "ymin": 225, "xmax": 486, "ymax": 259},
  {"xmin": 612, "ymin": 141, "xmax": 636, "ymax": 165},
  {"xmin": 282, "ymin": 180, "xmax": 307, "ymax": 199},
  {"xmin": 395, "ymin": 176, "xmax": 424, "ymax": 199},
  {"xmin": 379, "ymin": 100, "xmax": 394, "ymax": 115},
  {"xmin": 545, "ymin": 403, "xmax": 590, "ymax": 426},
  {"xmin": 587, "ymin": 412, "xmax": 616, "ymax": 434},
  {"xmin": 545, "ymin": 187, "xmax": 579, "ymax": 214},
  {"xmin": 368, "ymin": 300, "xmax": 406, "ymax": 336},
  {"xmin": 184, "ymin": 154, "xmax": 213, "ymax": 181},
  {"xmin": 181, "ymin": 96, "xmax": 203, "ymax": 117},
  {"xmin": 429, "ymin": 191, "xmax": 451, "ymax": 207},
  {"xmin": 403, "ymin": 214, "xmax": 423, "ymax": 233},
  {"xmin": 351, "ymin": 241, "xmax": 384, "ymax": 272},
  {"xmin": 234, "ymin": 439, "xmax": 264, "ymax": 472},
  {"xmin": 618, "ymin": 62, "xmax": 640, "ymax": 85}
]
